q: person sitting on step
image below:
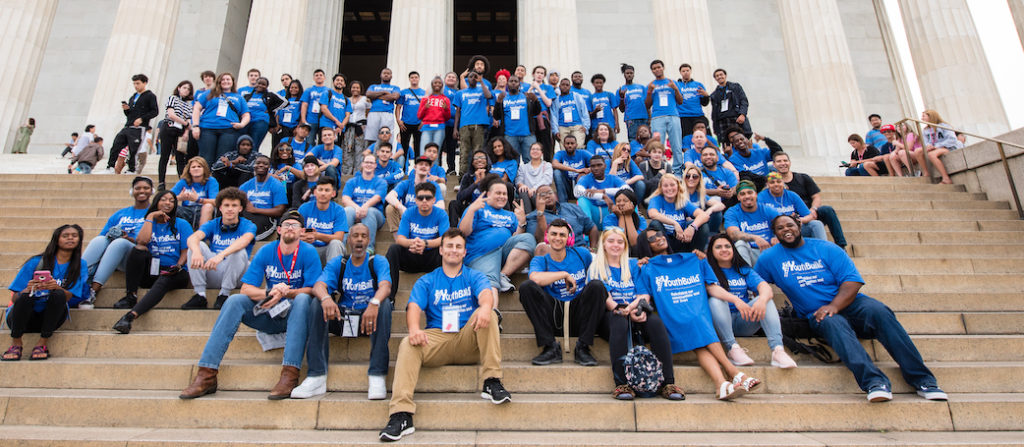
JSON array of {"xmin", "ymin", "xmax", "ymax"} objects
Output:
[
  {"xmin": 172, "ymin": 157, "xmax": 219, "ymax": 229},
  {"xmin": 385, "ymin": 182, "xmax": 449, "ymax": 303},
  {"xmin": 239, "ymin": 154, "xmax": 289, "ymax": 241},
  {"xmin": 211, "ymin": 134, "xmax": 258, "ymax": 188},
  {"xmin": 342, "ymin": 153, "xmax": 389, "ymax": 255},
  {"xmin": 772, "ymin": 151, "xmax": 847, "ymax": 248},
  {"xmin": 385, "ymin": 156, "xmax": 444, "ymax": 239},
  {"xmin": 527, "ymin": 184, "xmax": 599, "ymax": 257},
  {"xmin": 297, "ymin": 177, "xmax": 349, "ymax": 264},
  {"xmin": 758, "ymin": 171, "xmax": 828, "ymax": 242},
  {"xmin": 724, "ymin": 180, "xmax": 782, "ymax": 266},
  {"xmin": 180, "ymin": 187, "xmax": 256, "ymax": 310},
  {"xmin": 458, "ymin": 174, "xmax": 536, "ymax": 293},
  {"xmin": 81, "ymin": 176, "xmax": 153, "ymax": 308}
]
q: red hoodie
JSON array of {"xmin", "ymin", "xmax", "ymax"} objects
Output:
[{"xmin": 417, "ymin": 94, "xmax": 451, "ymax": 126}]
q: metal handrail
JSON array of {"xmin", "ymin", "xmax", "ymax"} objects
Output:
[{"xmin": 893, "ymin": 117, "xmax": 1023, "ymax": 219}]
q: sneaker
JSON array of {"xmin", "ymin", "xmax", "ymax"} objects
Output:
[
  {"xmin": 727, "ymin": 344, "xmax": 755, "ymax": 366},
  {"xmin": 658, "ymin": 384, "xmax": 686, "ymax": 401},
  {"xmin": 574, "ymin": 344, "xmax": 598, "ymax": 366},
  {"xmin": 613, "ymin": 384, "xmax": 635, "ymax": 400},
  {"xmin": 866, "ymin": 384, "xmax": 893, "ymax": 403},
  {"xmin": 916, "ymin": 385, "xmax": 948, "ymax": 401},
  {"xmin": 498, "ymin": 274, "xmax": 515, "ymax": 293},
  {"xmin": 112, "ymin": 311, "xmax": 135, "ymax": 334},
  {"xmin": 717, "ymin": 381, "xmax": 746, "ymax": 401},
  {"xmin": 531, "ymin": 342, "xmax": 562, "ymax": 365},
  {"xmin": 732, "ymin": 372, "xmax": 762, "ymax": 392},
  {"xmin": 77, "ymin": 289, "xmax": 97, "ymax": 309},
  {"xmin": 379, "ymin": 412, "xmax": 415, "ymax": 442},
  {"xmin": 101, "ymin": 167, "xmax": 115, "ymax": 174},
  {"xmin": 290, "ymin": 375, "xmax": 326, "ymax": 399},
  {"xmin": 181, "ymin": 294, "xmax": 208, "ymax": 310},
  {"xmin": 770, "ymin": 346, "xmax": 798, "ymax": 369},
  {"xmin": 113, "ymin": 294, "xmax": 137, "ymax": 309},
  {"xmin": 213, "ymin": 295, "xmax": 229, "ymax": 310},
  {"xmin": 368, "ymin": 375, "xmax": 387, "ymax": 400},
  {"xmin": 481, "ymin": 377, "xmax": 511, "ymax": 404}
]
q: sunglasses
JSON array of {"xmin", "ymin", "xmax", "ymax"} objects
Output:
[
  {"xmin": 416, "ymin": 195, "xmax": 434, "ymax": 201},
  {"xmin": 646, "ymin": 232, "xmax": 665, "ymax": 242},
  {"xmin": 684, "ymin": 174, "xmax": 700, "ymax": 180}
]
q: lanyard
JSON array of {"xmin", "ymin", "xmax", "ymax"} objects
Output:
[{"xmin": 277, "ymin": 244, "xmax": 298, "ymax": 284}]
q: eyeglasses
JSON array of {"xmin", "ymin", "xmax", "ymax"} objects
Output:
[
  {"xmin": 473, "ymin": 155, "xmax": 488, "ymax": 160},
  {"xmin": 415, "ymin": 195, "xmax": 434, "ymax": 201},
  {"xmin": 538, "ymin": 190, "xmax": 554, "ymax": 196},
  {"xmin": 684, "ymin": 174, "xmax": 700, "ymax": 180},
  {"xmin": 646, "ymin": 233, "xmax": 665, "ymax": 242},
  {"xmin": 280, "ymin": 223, "xmax": 302, "ymax": 229},
  {"xmin": 380, "ymin": 131, "xmax": 391, "ymax": 135}
]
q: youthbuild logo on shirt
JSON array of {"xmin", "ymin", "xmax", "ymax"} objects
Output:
[
  {"xmin": 781, "ymin": 259, "xmax": 825, "ymax": 277},
  {"xmin": 739, "ymin": 220, "xmax": 769, "ymax": 233},
  {"xmin": 409, "ymin": 222, "xmax": 438, "ymax": 236},
  {"xmin": 655, "ymin": 274, "xmax": 701, "ymax": 292},
  {"xmin": 481, "ymin": 209, "xmax": 514, "ymax": 227},
  {"xmin": 433, "ymin": 287, "xmax": 472, "ymax": 306},
  {"xmin": 265, "ymin": 266, "xmax": 303, "ymax": 281}
]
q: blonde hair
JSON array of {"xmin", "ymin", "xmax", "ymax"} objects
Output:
[
  {"xmin": 589, "ymin": 228, "xmax": 632, "ymax": 283},
  {"xmin": 682, "ymin": 166, "xmax": 707, "ymax": 209},
  {"xmin": 184, "ymin": 156, "xmax": 211, "ymax": 185},
  {"xmin": 611, "ymin": 142, "xmax": 632, "ymax": 161},
  {"xmin": 648, "ymin": 173, "xmax": 687, "ymax": 209},
  {"xmin": 922, "ymin": 109, "xmax": 945, "ymax": 125}
]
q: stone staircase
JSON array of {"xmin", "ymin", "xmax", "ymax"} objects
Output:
[{"xmin": 0, "ymin": 174, "xmax": 1023, "ymax": 446}]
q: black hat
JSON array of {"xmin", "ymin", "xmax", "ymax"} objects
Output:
[
  {"xmin": 280, "ymin": 210, "xmax": 304, "ymax": 226},
  {"xmin": 302, "ymin": 155, "xmax": 320, "ymax": 166},
  {"xmin": 414, "ymin": 155, "xmax": 432, "ymax": 165}
]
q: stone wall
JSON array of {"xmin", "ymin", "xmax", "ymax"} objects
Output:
[{"xmin": 947, "ymin": 127, "xmax": 1024, "ymax": 217}]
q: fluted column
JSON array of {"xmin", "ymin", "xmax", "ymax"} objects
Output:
[
  {"xmin": 898, "ymin": 0, "xmax": 1008, "ymax": 137},
  {"xmin": 650, "ymin": 0, "xmax": 718, "ymax": 85},
  {"xmin": 239, "ymin": 0, "xmax": 307, "ymax": 87},
  {"xmin": 387, "ymin": 0, "xmax": 453, "ymax": 80},
  {"xmin": 0, "ymin": 1, "xmax": 57, "ymax": 154},
  {"xmin": 517, "ymin": 0, "xmax": 580, "ymax": 73},
  {"xmin": 303, "ymin": 0, "xmax": 345, "ymax": 77},
  {"xmin": 1009, "ymin": 0, "xmax": 1024, "ymax": 52},
  {"xmin": 85, "ymin": 0, "xmax": 180, "ymax": 149},
  {"xmin": 873, "ymin": 0, "xmax": 917, "ymax": 120},
  {"xmin": 778, "ymin": 0, "xmax": 866, "ymax": 160}
]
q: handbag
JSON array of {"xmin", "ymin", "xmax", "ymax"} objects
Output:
[
  {"xmin": 778, "ymin": 304, "xmax": 840, "ymax": 363},
  {"xmin": 176, "ymin": 136, "xmax": 188, "ymax": 154},
  {"xmin": 622, "ymin": 315, "xmax": 663, "ymax": 394}
]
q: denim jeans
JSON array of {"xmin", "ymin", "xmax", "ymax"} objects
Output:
[
  {"xmin": 246, "ymin": 120, "xmax": 270, "ymax": 152},
  {"xmin": 628, "ymin": 181, "xmax": 646, "ymax": 203},
  {"xmin": 466, "ymin": 233, "xmax": 537, "ymax": 289},
  {"xmin": 198, "ymin": 128, "xmax": 239, "ymax": 167},
  {"xmin": 816, "ymin": 205, "xmax": 847, "ymax": 247},
  {"xmin": 802, "ymin": 219, "xmax": 828, "ymax": 241},
  {"xmin": 78, "ymin": 163, "xmax": 94, "ymax": 174},
  {"xmin": 305, "ymin": 297, "xmax": 393, "ymax": 377},
  {"xmin": 707, "ymin": 210, "xmax": 724, "ymax": 234},
  {"xmin": 845, "ymin": 165, "xmax": 870, "ymax": 176},
  {"xmin": 506, "ymin": 134, "xmax": 537, "ymax": 162},
  {"xmin": 708, "ymin": 296, "xmax": 783, "ymax": 350},
  {"xmin": 344, "ymin": 206, "xmax": 385, "ymax": 250},
  {"xmin": 734, "ymin": 240, "xmax": 763, "ymax": 266},
  {"xmin": 420, "ymin": 128, "xmax": 445, "ymax": 156},
  {"xmin": 577, "ymin": 197, "xmax": 610, "ymax": 231},
  {"xmin": 809, "ymin": 295, "xmax": 937, "ymax": 392},
  {"xmin": 650, "ymin": 115, "xmax": 683, "ymax": 175},
  {"xmin": 553, "ymin": 170, "xmax": 577, "ymax": 203},
  {"xmin": 82, "ymin": 236, "xmax": 134, "ymax": 286},
  {"xmin": 625, "ymin": 118, "xmax": 649, "ymax": 142},
  {"xmin": 198, "ymin": 293, "xmax": 313, "ymax": 370}
]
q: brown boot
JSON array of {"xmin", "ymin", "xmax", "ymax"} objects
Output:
[
  {"xmin": 179, "ymin": 366, "xmax": 218, "ymax": 399},
  {"xmin": 268, "ymin": 365, "xmax": 300, "ymax": 400}
]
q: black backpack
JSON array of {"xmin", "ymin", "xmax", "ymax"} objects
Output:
[
  {"xmin": 778, "ymin": 304, "xmax": 840, "ymax": 363},
  {"xmin": 327, "ymin": 255, "xmax": 380, "ymax": 336}
]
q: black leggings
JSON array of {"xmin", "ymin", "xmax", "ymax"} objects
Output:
[
  {"xmin": 107, "ymin": 126, "xmax": 145, "ymax": 171},
  {"xmin": 6, "ymin": 291, "xmax": 68, "ymax": 339},
  {"xmin": 606, "ymin": 310, "xmax": 675, "ymax": 386},
  {"xmin": 157, "ymin": 123, "xmax": 187, "ymax": 186},
  {"xmin": 442, "ymin": 125, "xmax": 457, "ymax": 172},
  {"xmin": 519, "ymin": 279, "xmax": 608, "ymax": 348},
  {"xmin": 400, "ymin": 126, "xmax": 421, "ymax": 160},
  {"xmin": 125, "ymin": 247, "xmax": 189, "ymax": 316},
  {"xmin": 385, "ymin": 245, "xmax": 442, "ymax": 302}
]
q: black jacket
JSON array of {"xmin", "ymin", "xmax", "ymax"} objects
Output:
[
  {"xmin": 709, "ymin": 81, "xmax": 748, "ymax": 120},
  {"xmin": 124, "ymin": 90, "xmax": 160, "ymax": 129}
]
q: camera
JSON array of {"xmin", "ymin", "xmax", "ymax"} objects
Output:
[{"xmin": 635, "ymin": 299, "xmax": 655, "ymax": 316}]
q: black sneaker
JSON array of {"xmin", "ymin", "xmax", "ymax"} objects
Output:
[
  {"xmin": 531, "ymin": 342, "xmax": 563, "ymax": 365},
  {"xmin": 574, "ymin": 344, "xmax": 598, "ymax": 366},
  {"xmin": 481, "ymin": 377, "xmax": 511, "ymax": 404},
  {"xmin": 112, "ymin": 311, "xmax": 135, "ymax": 334},
  {"xmin": 379, "ymin": 412, "xmax": 414, "ymax": 442},
  {"xmin": 493, "ymin": 308, "xmax": 504, "ymax": 333},
  {"xmin": 213, "ymin": 295, "xmax": 229, "ymax": 310},
  {"xmin": 181, "ymin": 294, "xmax": 208, "ymax": 310},
  {"xmin": 113, "ymin": 294, "xmax": 137, "ymax": 309}
]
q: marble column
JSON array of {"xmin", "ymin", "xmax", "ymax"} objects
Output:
[
  {"xmin": 898, "ymin": 0, "xmax": 1009, "ymax": 137},
  {"xmin": 873, "ymin": 0, "xmax": 917, "ymax": 120},
  {"xmin": 303, "ymin": 0, "xmax": 345, "ymax": 77},
  {"xmin": 0, "ymin": 1, "xmax": 58, "ymax": 153},
  {"xmin": 84, "ymin": 0, "xmax": 180, "ymax": 154},
  {"xmin": 387, "ymin": 0, "xmax": 454, "ymax": 81},
  {"xmin": 517, "ymin": 0, "xmax": 581, "ymax": 74},
  {"xmin": 778, "ymin": 0, "xmax": 866, "ymax": 162},
  {"xmin": 239, "ymin": 0, "xmax": 308, "ymax": 88},
  {"xmin": 1009, "ymin": 0, "xmax": 1024, "ymax": 53},
  {"xmin": 650, "ymin": 0, "xmax": 718, "ymax": 86}
]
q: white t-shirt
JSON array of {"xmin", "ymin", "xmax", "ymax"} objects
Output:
[{"xmin": 71, "ymin": 132, "xmax": 94, "ymax": 156}]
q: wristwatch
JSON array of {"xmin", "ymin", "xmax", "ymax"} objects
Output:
[{"xmin": 369, "ymin": 298, "xmax": 381, "ymax": 306}]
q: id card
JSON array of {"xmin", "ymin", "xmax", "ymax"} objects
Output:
[
  {"xmin": 442, "ymin": 309, "xmax": 460, "ymax": 333},
  {"xmin": 596, "ymin": 108, "xmax": 604, "ymax": 119},
  {"xmin": 342, "ymin": 313, "xmax": 360, "ymax": 337},
  {"xmin": 283, "ymin": 112, "xmax": 292, "ymax": 123},
  {"xmin": 720, "ymin": 98, "xmax": 729, "ymax": 112},
  {"xmin": 658, "ymin": 93, "xmax": 668, "ymax": 107},
  {"xmin": 510, "ymin": 107, "xmax": 520, "ymax": 120},
  {"xmin": 216, "ymin": 99, "xmax": 229, "ymax": 117},
  {"xmin": 268, "ymin": 299, "xmax": 292, "ymax": 319},
  {"xmin": 311, "ymin": 101, "xmax": 321, "ymax": 114},
  {"xmin": 561, "ymin": 107, "xmax": 573, "ymax": 124},
  {"xmin": 150, "ymin": 257, "xmax": 160, "ymax": 276},
  {"xmin": 171, "ymin": 121, "xmax": 183, "ymax": 129}
]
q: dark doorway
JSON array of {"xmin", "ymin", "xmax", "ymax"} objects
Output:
[
  {"xmin": 340, "ymin": 0, "xmax": 392, "ymax": 92},
  {"xmin": 453, "ymin": 0, "xmax": 517, "ymax": 83}
]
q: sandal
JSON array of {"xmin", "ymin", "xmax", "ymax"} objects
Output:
[
  {"xmin": 658, "ymin": 384, "xmax": 686, "ymax": 401},
  {"xmin": 717, "ymin": 381, "xmax": 746, "ymax": 401},
  {"xmin": 2, "ymin": 345, "xmax": 22, "ymax": 361},
  {"xmin": 29, "ymin": 345, "xmax": 49, "ymax": 361},
  {"xmin": 612, "ymin": 384, "xmax": 635, "ymax": 400},
  {"xmin": 732, "ymin": 372, "xmax": 762, "ymax": 392}
]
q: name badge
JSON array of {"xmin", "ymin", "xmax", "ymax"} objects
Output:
[
  {"xmin": 561, "ymin": 107, "xmax": 573, "ymax": 124},
  {"xmin": 659, "ymin": 93, "xmax": 668, "ymax": 107},
  {"xmin": 596, "ymin": 108, "xmax": 604, "ymax": 119},
  {"xmin": 150, "ymin": 257, "xmax": 160, "ymax": 276},
  {"xmin": 343, "ymin": 313, "xmax": 360, "ymax": 337},
  {"xmin": 283, "ymin": 112, "xmax": 292, "ymax": 123},
  {"xmin": 171, "ymin": 121, "xmax": 183, "ymax": 129},
  {"xmin": 720, "ymin": 98, "xmax": 729, "ymax": 112},
  {"xmin": 311, "ymin": 101, "xmax": 321, "ymax": 114},
  {"xmin": 442, "ymin": 308, "xmax": 460, "ymax": 333},
  {"xmin": 216, "ymin": 99, "xmax": 229, "ymax": 117},
  {"xmin": 510, "ymin": 107, "xmax": 520, "ymax": 120}
]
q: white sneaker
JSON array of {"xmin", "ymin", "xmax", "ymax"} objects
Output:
[
  {"xmin": 727, "ymin": 344, "xmax": 755, "ymax": 366},
  {"xmin": 368, "ymin": 375, "xmax": 387, "ymax": 400},
  {"xmin": 866, "ymin": 384, "xmax": 892, "ymax": 403},
  {"xmin": 101, "ymin": 167, "xmax": 115, "ymax": 174},
  {"xmin": 498, "ymin": 274, "xmax": 516, "ymax": 293},
  {"xmin": 290, "ymin": 375, "xmax": 326, "ymax": 399},
  {"xmin": 770, "ymin": 346, "xmax": 798, "ymax": 369}
]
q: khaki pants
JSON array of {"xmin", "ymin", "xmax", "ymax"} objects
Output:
[
  {"xmin": 458, "ymin": 125, "xmax": 487, "ymax": 175},
  {"xmin": 557, "ymin": 125, "xmax": 587, "ymax": 151},
  {"xmin": 386, "ymin": 204, "xmax": 404, "ymax": 234},
  {"xmin": 389, "ymin": 307, "xmax": 502, "ymax": 415}
]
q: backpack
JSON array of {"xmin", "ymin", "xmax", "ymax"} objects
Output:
[
  {"xmin": 778, "ymin": 304, "xmax": 840, "ymax": 363},
  {"xmin": 327, "ymin": 255, "xmax": 380, "ymax": 336},
  {"xmin": 622, "ymin": 317, "xmax": 664, "ymax": 394}
]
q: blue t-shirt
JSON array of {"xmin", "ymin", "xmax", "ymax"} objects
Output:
[
  {"xmin": 197, "ymin": 93, "xmax": 249, "ymax": 129},
  {"xmin": 490, "ymin": 159, "xmax": 519, "ymax": 184},
  {"xmin": 311, "ymin": 144, "xmax": 342, "ymax": 165},
  {"xmin": 343, "ymin": 175, "xmax": 388, "ymax": 212},
  {"xmin": 241, "ymin": 241, "xmax": 322, "ymax": 290},
  {"xmin": 702, "ymin": 167, "xmax": 738, "ymax": 190},
  {"xmin": 443, "ymin": 85, "xmax": 458, "ymax": 126},
  {"xmin": 618, "ymin": 83, "xmax": 649, "ymax": 121},
  {"xmin": 602, "ymin": 213, "xmax": 648, "ymax": 232},
  {"xmin": 500, "ymin": 92, "xmax": 531, "ymax": 137},
  {"xmin": 278, "ymin": 98, "xmax": 301, "ymax": 128},
  {"xmin": 635, "ymin": 253, "xmax": 719, "ymax": 353},
  {"xmin": 245, "ymin": 92, "xmax": 270, "ymax": 123},
  {"xmin": 648, "ymin": 79, "xmax": 679, "ymax": 118},
  {"xmin": 408, "ymin": 266, "xmax": 492, "ymax": 330},
  {"xmin": 555, "ymin": 93, "xmax": 584, "ymax": 127},
  {"xmin": 683, "ymin": 147, "xmax": 726, "ymax": 168},
  {"xmin": 675, "ymin": 80, "xmax": 706, "ymax": 117},
  {"xmin": 300, "ymin": 85, "xmax": 329, "ymax": 122},
  {"xmin": 755, "ymin": 238, "xmax": 865, "ymax": 319},
  {"xmin": 589, "ymin": 91, "xmax": 619, "ymax": 129},
  {"xmin": 238, "ymin": 86, "xmax": 254, "ymax": 96},
  {"xmin": 648, "ymin": 195, "xmax": 700, "ymax": 235},
  {"xmin": 553, "ymin": 149, "xmax": 594, "ymax": 180},
  {"xmin": 586, "ymin": 141, "xmax": 616, "ymax": 165},
  {"xmin": 718, "ymin": 265, "xmax": 765, "ymax": 312},
  {"xmin": 318, "ymin": 254, "xmax": 391, "ymax": 310},
  {"xmin": 465, "ymin": 205, "xmax": 517, "ymax": 262},
  {"xmin": 724, "ymin": 203, "xmax": 782, "ymax": 241},
  {"xmin": 392, "ymin": 178, "xmax": 442, "ymax": 209},
  {"xmin": 147, "ymin": 217, "xmax": 193, "ymax": 268},
  {"xmin": 239, "ymin": 176, "xmax": 287, "ymax": 210},
  {"xmin": 454, "ymin": 85, "xmax": 490, "ymax": 126},
  {"xmin": 728, "ymin": 146, "xmax": 773, "ymax": 176},
  {"xmin": 101, "ymin": 206, "xmax": 149, "ymax": 238},
  {"xmin": 298, "ymin": 201, "xmax": 350, "ymax": 247},
  {"xmin": 681, "ymin": 134, "xmax": 719, "ymax": 151},
  {"xmin": 865, "ymin": 129, "xmax": 887, "ymax": 150},
  {"xmin": 368, "ymin": 83, "xmax": 402, "ymax": 113},
  {"xmin": 9, "ymin": 256, "xmax": 89, "ymax": 308},
  {"xmin": 397, "ymin": 206, "xmax": 450, "ymax": 240},
  {"xmin": 375, "ymin": 160, "xmax": 405, "ymax": 187},
  {"xmin": 198, "ymin": 217, "xmax": 257, "ymax": 255},
  {"xmin": 608, "ymin": 159, "xmax": 642, "ymax": 184},
  {"xmin": 598, "ymin": 258, "xmax": 641, "ymax": 305},
  {"xmin": 571, "ymin": 86, "xmax": 592, "ymax": 109},
  {"xmin": 397, "ymin": 88, "xmax": 426, "ymax": 125},
  {"xmin": 576, "ymin": 174, "xmax": 626, "ymax": 208},
  {"xmin": 757, "ymin": 189, "xmax": 810, "ymax": 217},
  {"xmin": 275, "ymin": 162, "xmax": 298, "ymax": 185},
  {"xmin": 172, "ymin": 178, "xmax": 219, "ymax": 208},
  {"xmin": 282, "ymin": 137, "xmax": 309, "ymax": 160},
  {"xmin": 319, "ymin": 89, "xmax": 353, "ymax": 129},
  {"xmin": 529, "ymin": 247, "xmax": 593, "ymax": 301}
]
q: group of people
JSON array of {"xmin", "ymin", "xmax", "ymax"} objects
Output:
[
  {"xmin": 845, "ymin": 111, "xmax": 964, "ymax": 184},
  {"xmin": 5, "ymin": 58, "xmax": 950, "ymax": 443}
]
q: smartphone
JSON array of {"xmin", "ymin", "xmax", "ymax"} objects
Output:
[
  {"xmin": 304, "ymin": 227, "xmax": 313, "ymax": 233},
  {"xmin": 33, "ymin": 271, "xmax": 53, "ymax": 283}
]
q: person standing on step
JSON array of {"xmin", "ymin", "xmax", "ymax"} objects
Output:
[
  {"xmin": 709, "ymin": 69, "xmax": 751, "ymax": 144},
  {"xmin": 157, "ymin": 81, "xmax": 193, "ymax": 189},
  {"xmin": 81, "ymin": 176, "xmax": 154, "ymax": 308},
  {"xmin": 242, "ymin": 77, "xmax": 286, "ymax": 151},
  {"xmin": 239, "ymin": 155, "xmax": 289, "ymax": 241},
  {"xmin": 396, "ymin": 71, "xmax": 425, "ymax": 160},
  {"xmin": 300, "ymin": 69, "xmax": 329, "ymax": 145},
  {"xmin": 3, "ymin": 225, "xmax": 88, "ymax": 361},
  {"xmin": 379, "ymin": 229, "xmax": 508, "ymax": 442},
  {"xmin": 618, "ymin": 64, "xmax": 649, "ymax": 141},
  {"xmin": 104, "ymin": 74, "xmax": 159, "ymax": 174},
  {"xmin": 385, "ymin": 182, "xmax": 448, "ymax": 303},
  {"xmin": 298, "ymin": 223, "xmax": 392, "ymax": 400},
  {"xmin": 365, "ymin": 68, "xmax": 402, "ymax": 149},
  {"xmin": 180, "ymin": 187, "xmax": 256, "ymax": 311},
  {"xmin": 676, "ymin": 63, "xmax": 710, "ymax": 138},
  {"xmin": 192, "ymin": 72, "xmax": 251, "ymax": 168},
  {"xmin": 318, "ymin": 73, "xmax": 352, "ymax": 150},
  {"xmin": 755, "ymin": 215, "xmax": 947, "ymax": 403},
  {"xmin": 179, "ymin": 210, "xmax": 322, "ymax": 400},
  {"xmin": 645, "ymin": 60, "xmax": 685, "ymax": 175},
  {"xmin": 453, "ymin": 70, "xmax": 495, "ymax": 176},
  {"xmin": 298, "ymin": 177, "xmax": 350, "ymax": 264}
]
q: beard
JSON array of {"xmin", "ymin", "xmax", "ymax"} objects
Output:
[
  {"xmin": 779, "ymin": 232, "xmax": 803, "ymax": 248},
  {"xmin": 281, "ymin": 233, "xmax": 299, "ymax": 244}
]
